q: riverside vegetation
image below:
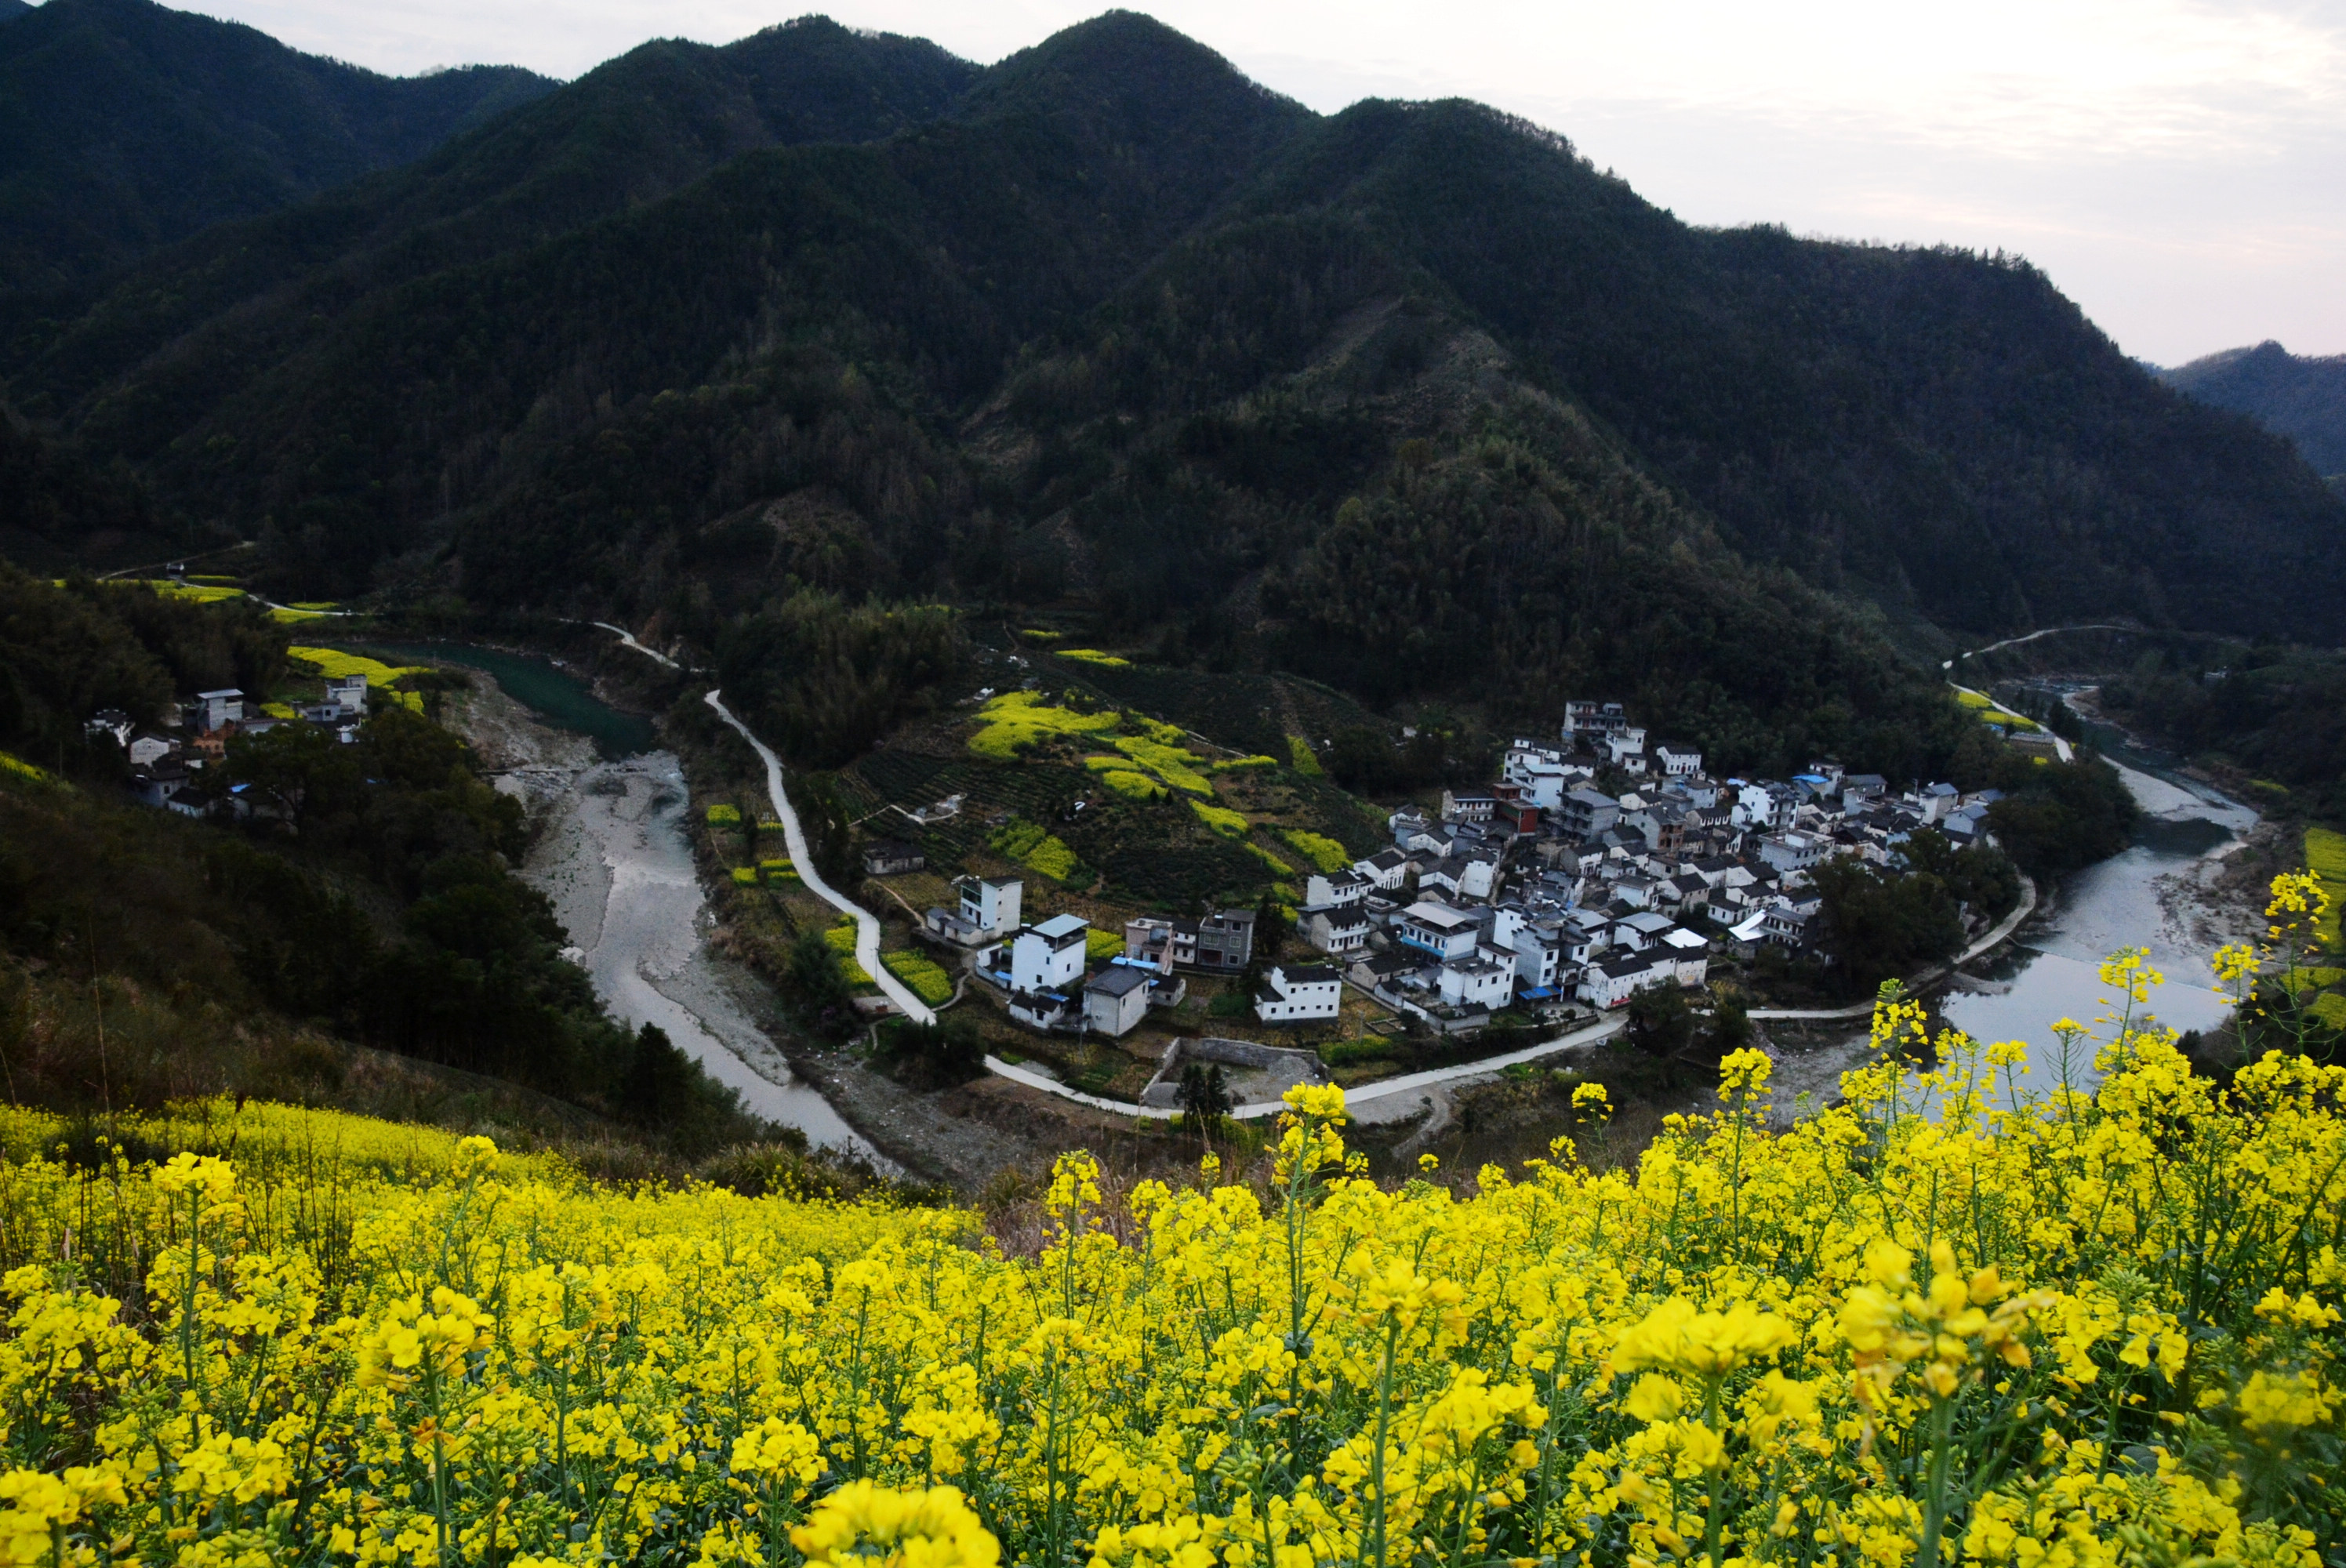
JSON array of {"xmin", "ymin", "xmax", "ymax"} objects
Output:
[{"xmin": 0, "ymin": 873, "xmax": 2340, "ymax": 1566}]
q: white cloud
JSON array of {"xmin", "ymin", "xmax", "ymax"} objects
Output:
[{"xmin": 143, "ymin": 0, "xmax": 2346, "ymax": 360}]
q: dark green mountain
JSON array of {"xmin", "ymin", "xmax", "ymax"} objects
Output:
[
  {"xmin": 0, "ymin": 3, "xmax": 31, "ymax": 23},
  {"xmin": 2159, "ymin": 341, "xmax": 2346, "ymax": 481},
  {"xmin": 3, "ymin": 10, "xmax": 2341, "ymax": 764},
  {"xmin": 0, "ymin": 0, "xmax": 553, "ymax": 291}
]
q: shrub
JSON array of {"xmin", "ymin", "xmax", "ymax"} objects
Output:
[
  {"xmin": 1212, "ymin": 755, "xmax": 1280, "ymax": 772},
  {"xmin": 990, "ymin": 816, "xmax": 1084, "ymax": 881},
  {"xmin": 1058, "ymin": 648, "xmax": 1131, "ymax": 667},
  {"xmin": 2308, "ymin": 827, "xmax": 2346, "ymax": 950},
  {"xmin": 1189, "ymin": 800, "xmax": 1252, "ymax": 838},
  {"xmin": 1117, "ymin": 736, "xmax": 1213, "ymax": 793},
  {"xmin": 1286, "ymin": 734, "xmax": 1324, "ymax": 775},
  {"xmin": 823, "ymin": 920, "xmax": 872, "ymax": 985},
  {"xmin": 1086, "ymin": 928, "xmax": 1126, "ymax": 961},
  {"xmin": 760, "ymin": 858, "xmax": 797, "ymax": 880},
  {"xmin": 968, "ymin": 691, "xmax": 1123, "ymax": 759},
  {"xmin": 706, "ymin": 804, "xmax": 743, "ymax": 827},
  {"xmin": 1280, "ymin": 829, "xmax": 1352, "ymax": 873},
  {"xmin": 730, "ymin": 866, "xmax": 758, "ymax": 885},
  {"xmin": 1099, "ymin": 769, "xmax": 1165, "ymax": 800},
  {"xmin": 0, "ymin": 750, "xmax": 56, "ymax": 786},
  {"xmin": 880, "ymin": 949, "xmax": 955, "ymax": 1005},
  {"xmin": 1247, "ymin": 842, "xmax": 1294, "ymax": 875}
]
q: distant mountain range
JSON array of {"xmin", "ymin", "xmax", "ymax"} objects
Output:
[
  {"xmin": 2159, "ymin": 343, "xmax": 2346, "ymax": 487},
  {"xmin": 0, "ymin": 0, "xmax": 553, "ymax": 290},
  {"xmin": 1, "ymin": 4, "xmax": 2341, "ymax": 750}
]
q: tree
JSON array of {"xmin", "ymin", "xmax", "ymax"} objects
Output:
[
  {"xmin": 785, "ymin": 927, "xmax": 859, "ymax": 1036},
  {"xmin": 1178, "ymin": 1062, "xmax": 1233, "ymax": 1145},
  {"xmin": 621, "ymin": 1022, "xmax": 695, "ymax": 1127},
  {"xmin": 1812, "ymin": 859, "xmax": 1965, "ymax": 996},
  {"xmin": 1253, "ymin": 895, "xmax": 1287, "ymax": 962},
  {"xmin": 223, "ymin": 718, "xmax": 354, "ymax": 829},
  {"xmin": 1625, "ymin": 984, "xmax": 1694, "ymax": 1060},
  {"xmin": 1703, "ymin": 990, "xmax": 1752, "ymax": 1061}
]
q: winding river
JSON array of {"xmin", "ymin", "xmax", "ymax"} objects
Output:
[
  {"xmin": 1934, "ymin": 742, "xmax": 2256, "ymax": 1098},
  {"xmin": 418, "ymin": 646, "xmax": 884, "ymax": 1162}
]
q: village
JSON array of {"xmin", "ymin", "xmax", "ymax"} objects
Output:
[
  {"xmin": 80, "ymin": 670, "xmax": 375, "ymax": 821},
  {"xmin": 868, "ymin": 699, "xmax": 2026, "ymax": 1051},
  {"xmin": 89, "ymin": 653, "xmax": 2026, "ymax": 1091}
]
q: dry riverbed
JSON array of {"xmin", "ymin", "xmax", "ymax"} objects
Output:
[{"xmin": 446, "ymin": 671, "xmax": 1064, "ymax": 1183}]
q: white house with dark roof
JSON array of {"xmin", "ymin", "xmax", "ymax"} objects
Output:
[
  {"xmin": 1083, "ymin": 965, "xmax": 1152, "ymax": 1037},
  {"xmin": 1303, "ymin": 869, "xmax": 1368, "ymax": 908},
  {"xmin": 1579, "ymin": 950, "xmax": 1676, "ymax": 1009},
  {"xmin": 1353, "ymin": 847, "xmax": 1410, "ymax": 891},
  {"xmin": 1255, "ymin": 963, "xmax": 1342, "ymax": 1023},
  {"xmin": 1654, "ymin": 741, "xmax": 1703, "ymax": 777},
  {"xmin": 1300, "ymin": 903, "xmax": 1372, "ymax": 957}
]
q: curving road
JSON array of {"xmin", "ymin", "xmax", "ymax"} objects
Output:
[
  {"xmin": 592, "ymin": 620, "xmax": 692, "ymax": 671},
  {"xmin": 703, "ymin": 690, "xmax": 937, "ymax": 1025},
  {"xmin": 1941, "ymin": 623, "xmax": 2137, "ymax": 670},
  {"xmin": 1746, "ymin": 873, "xmax": 2038, "ymax": 1020},
  {"xmin": 1948, "ymin": 681, "xmax": 2073, "ymax": 761},
  {"xmin": 985, "ymin": 1013, "xmax": 1630, "ymax": 1121}
]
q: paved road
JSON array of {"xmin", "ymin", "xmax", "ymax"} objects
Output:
[
  {"xmin": 1747, "ymin": 873, "xmax": 2039, "ymax": 1020},
  {"xmin": 985, "ymin": 1012, "xmax": 1629, "ymax": 1122},
  {"xmin": 1948, "ymin": 681, "xmax": 2072, "ymax": 762},
  {"xmin": 1941, "ymin": 624, "xmax": 2135, "ymax": 670},
  {"xmin": 592, "ymin": 620, "xmax": 690, "ymax": 670},
  {"xmin": 703, "ymin": 689, "xmax": 937, "ymax": 1025},
  {"xmin": 250, "ymin": 594, "xmax": 354, "ymax": 618}
]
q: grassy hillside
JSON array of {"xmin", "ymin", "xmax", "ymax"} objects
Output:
[{"xmin": 0, "ymin": 0, "xmax": 552, "ymax": 291}]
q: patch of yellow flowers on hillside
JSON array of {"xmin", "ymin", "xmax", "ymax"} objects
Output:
[{"xmin": 0, "ymin": 889, "xmax": 2341, "ymax": 1567}]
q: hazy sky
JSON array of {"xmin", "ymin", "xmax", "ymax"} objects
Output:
[{"xmin": 150, "ymin": 0, "xmax": 2346, "ymax": 365}]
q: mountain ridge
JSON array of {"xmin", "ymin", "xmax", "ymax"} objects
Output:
[
  {"xmin": 2, "ymin": 6, "xmax": 2341, "ymax": 755},
  {"xmin": 2159, "ymin": 340, "xmax": 2346, "ymax": 480},
  {"xmin": 0, "ymin": 0, "xmax": 555, "ymax": 291}
]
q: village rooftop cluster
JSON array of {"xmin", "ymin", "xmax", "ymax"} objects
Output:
[
  {"xmin": 896, "ymin": 701, "xmax": 2012, "ymax": 1038},
  {"xmin": 82, "ymin": 675, "xmax": 370, "ymax": 822}
]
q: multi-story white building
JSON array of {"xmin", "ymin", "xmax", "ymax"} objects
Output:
[
  {"xmin": 1254, "ymin": 964, "xmax": 1342, "ymax": 1023},
  {"xmin": 961, "ymin": 876, "xmax": 1023, "ymax": 937},
  {"xmin": 1010, "ymin": 913, "xmax": 1089, "ymax": 994},
  {"xmin": 1580, "ymin": 951, "xmax": 1676, "ymax": 1009},
  {"xmin": 1393, "ymin": 900, "xmax": 1481, "ymax": 960}
]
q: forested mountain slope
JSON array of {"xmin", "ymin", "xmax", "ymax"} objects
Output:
[
  {"xmin": 0, "ymin": 14, "xmax": 982, "ymax": 414},
  {"xmin": 0, "ymin": 0, "xmax": 553, "ymax": 292},
  {"xmin": 2160, "ymin": 342, "xmax": 2346, "ymax": 481},
  {"xmin": 3, "ymin": 10, "xmax": 2340, "ymax": 702}
]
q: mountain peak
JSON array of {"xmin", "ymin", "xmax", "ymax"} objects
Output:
[{"xmin": 964, "ymin": 9, "xmax": 1308, "ymax": 136}]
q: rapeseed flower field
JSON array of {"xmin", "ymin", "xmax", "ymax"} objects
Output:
[{"xmin": 0, "ymin": 881, "xmax": 2341, "ymax": 1567}]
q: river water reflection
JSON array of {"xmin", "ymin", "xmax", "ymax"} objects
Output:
[{"xmin": 1936, "ymin": 756, "xmax": 2255, "ymax": 1095}]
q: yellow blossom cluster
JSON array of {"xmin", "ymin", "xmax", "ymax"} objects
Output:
[{"xmin": 0, "ymin": 939, "xmax": 2339, "ymax": 1568}]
